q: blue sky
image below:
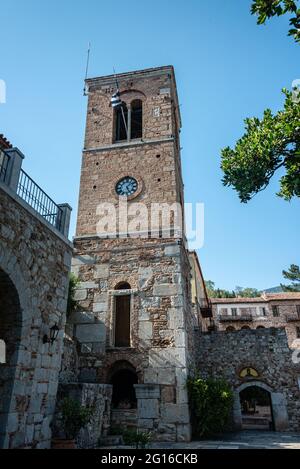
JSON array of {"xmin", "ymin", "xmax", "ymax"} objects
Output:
[{"xmin": 0, "ymin": 0, "xmax": 299, "ymax": 291}]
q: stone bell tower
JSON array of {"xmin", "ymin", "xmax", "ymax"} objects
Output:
[{"xmin": 71, "ymin": 66, "xmax": 194, "ymax": 442}]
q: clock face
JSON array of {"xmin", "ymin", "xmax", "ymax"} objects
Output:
[{"xmin": 115, "ymin": 176, "xmax": 138, "ymax": 196}]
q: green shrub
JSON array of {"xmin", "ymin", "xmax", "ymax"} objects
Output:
[
  {"xmin": 187, "ymin": 376, "xmax": 233, "ymax": 438},
  {"xmin": 110, "ymin": 428, "xmax": 152, "ymax": 448},
  {"xmin": 61, "ymin": 397, "xmax": 93, "ymax": 439},
  {"xmin": 67, "ymin": 273, "xmax": 80, "ymax": 317}
]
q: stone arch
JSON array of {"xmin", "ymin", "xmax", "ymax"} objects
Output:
[
  {"xmin": 108, "ymin": 360, "xmax": 138, "ymax": 409},
  {"xmin": 233, "ymin": 380, "xmax": 289, "ymax": 432},
  {"xmin": 226, "ymin": 326, "xmax": 235, "ymax": 332},
  {"xmin": 0, "ymin": 267, "xmax": 22, "ymax": 448},
  {"xmin": 0, "ymin": 248, "xmax": 32, "ymax": 448}
]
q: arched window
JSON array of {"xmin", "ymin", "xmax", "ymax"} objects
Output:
[
  {"xmin": 130, "ymin": 99, "xmax": 143, "ymax": 139},
  {"xmin": 226, "ymin": 326, "xmax": 235, "ymax": 332},
  {"xmin": 113, "ymin": 99, "xmax": 143, "ymax": 142},
  {"xmin": 115, "ymin": 103, "xmax": 128, "ymax": 142},
  {"xmin": 114, "ymin": 282, "xmax": 131, "ymax": 347},
  {"xmin": 256, "ymin": 325, "xmax": 265, "ymax": 329},
  {"xmin": 241, "ymin": 325, "xmax": 251, "ymax": 330},
  {"xmin": 115, "ymin": 282, "xmax": 131, "ymax": 290}
]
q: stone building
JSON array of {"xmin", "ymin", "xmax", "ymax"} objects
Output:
[
  {"xmin": 66, "ymin": 66, "xmax": 195, "ymax": 442},
  {"xmin": 0, "ymin": 136, "xmax": 72, "ymax": 448},
  {"xmin": 205, "ymin": 294, "xmax": 300, "ymax": 347},
  {"xmin": 196, "ymin": 328, "xmax": 300, "ymax": 432}
]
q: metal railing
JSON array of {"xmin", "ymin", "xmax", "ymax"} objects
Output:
[
  {"xmin": 17, "ymin": 169, "xmax": 63, "ymax": 231},
  {"xmin": 219, "ymin": 314, "xmax": 253, "ymax": 322},
  {"xmin": 285, "ymin": 313, "xmax": 300, "ymax": 322},
  {"xmin": 0, "ymin": 150, "xmax": 10, "ymax": 183}
]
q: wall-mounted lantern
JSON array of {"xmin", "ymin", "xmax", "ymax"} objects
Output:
[{"xmin": 43, "ymin": 323, "xmax": 60, "ymax": 345}]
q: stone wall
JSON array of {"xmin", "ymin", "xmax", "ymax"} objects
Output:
[
  {"xmin": 0, "ymin": 184, "xmax": 72, "ymax": 448},
  {"xmin": 195, "ymin": 328, "xmax": 300, "ymax": 431},
  {"xmin": 68, "ymin": 236, "xmax": 194, "ymax": 442},
  {"xmin": 53, "ymin": 382, "xmax": 112, "ymax": 448}
]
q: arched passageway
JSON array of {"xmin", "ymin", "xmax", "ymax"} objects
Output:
[
  {"xmin": 240, "ymin": 385, "xmax": 274, "ymax": 430},
  {"xmin": 109, "ymin": 361, "xmax": 138, "ymax": 409},
  {"xmin": 0, "ymin": 267, "xmax": 22, "ymax": 447}
]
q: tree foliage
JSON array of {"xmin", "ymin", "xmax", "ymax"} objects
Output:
[
  {"xmin": 221, "ymin": 90, "xmax": 300, "ymax": 202},
  {"xmin": 281, "ymin": 263, "xmax": 300, "ymax": 291},
  {"xmin": 205, "ymin": 281, "xmax": 260, "ymax": 298},
  {"xmin": 251, "ymin": 0, "xmax": 300, "ymax": 43},
  {"xmin": 187, "ymin": 376, "xmax": 233, "ymax": 438},
  {"xmin": 67, "ymin": 273, "xmax": 80, "ymax": 317}
]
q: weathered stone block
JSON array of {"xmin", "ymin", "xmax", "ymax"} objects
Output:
[
  {"xmin": 135, "ymin": 384, "xmax": 160, "ymax": 399},
  {"xmin": 161, "ymin": 403, "xmax": 190, "ymax": 424},
  {"xmin": 138, "ymin": 321, "xmax": 152, "ymax": 341},
  {"xmin": 137, "ymin": 398, "xmax": 159, "ymax": 419},
  {"xmin": 153, "ymin": 284, "xmax": 180, "ymax": 296},
  {"xmin": 94, "ymin": 264, "xmax": 109, "ymax": 279},
  {"xmin": 75, "ymin": 323, "xmax": 106, "ymax": 343}
]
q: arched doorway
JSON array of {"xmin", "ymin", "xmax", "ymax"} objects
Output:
[
  {"xmin": 233, "ymin": 381, "xmax": 289, "ymax": 432},
  {"xmin": 239, "ymin": 385, "xmax": 273, "ymax": 430},
  {"xmin": 0, "ymin": 267, "xmax": 22, "ymax": 448},
  {"xmin": 109, "ymin": 361, "xmax": 138, "ymax": 409}
]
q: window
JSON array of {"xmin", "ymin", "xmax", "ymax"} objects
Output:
[
  {"xmin": 296, "ymin": 327, "xmax": 300, "ymax": 339},
  {"xmin": 260, "ymin": 307, "xmax": 267, "ymax": 317},
  {"xmin": 115, "ymin": 104, "xmax": 128, "ymax": 142},
  {"xmin": 226, "ymin": 326, "xmax": 235, "ymax": 332},
  {"xmin": 272, "ymin": 305, "xmax": 279, "ymax": 317},
  {"xmin": 231, "ymin": 308, "xmax": 237, "ymax": 316},
  {"xmin": 257, "ymin": 325, "xmax": 265, "ymax": 329},
  {"xmin": 130, "ymin": 100, "xmax": 143, "ymax": 139},
  {"xmin": 297, "ymin": 305, "xmax": 300, "ymax": 319},
  {"xmin": 114, "ymin": 99, "xmax": 143, "ymax": 142},
  {"xmin": 114, "ymin": 282, "xmax": 131, "ymax": 347}
]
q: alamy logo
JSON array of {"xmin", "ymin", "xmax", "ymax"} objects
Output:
[
  {"xmin": 292, "ymin": 79, "xmax": 300, "ymax": 103},
  {"xmin": 0, "ymin": 339, "xmax": 6, "ymax": 364},
  {"xmin": 0, "ymin": 80, "xmax": 6, "ymax": 104}
]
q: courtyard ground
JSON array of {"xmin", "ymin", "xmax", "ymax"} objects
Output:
[
  {"xmin": 149, "ymin": 431, "xmax": 300, "ymax": 449},
  {"xmin": 101, "ymin": 431, "xmax": 300, "ymax": 450}
]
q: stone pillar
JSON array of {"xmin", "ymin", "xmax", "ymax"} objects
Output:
[
  {"xmin": 57, "ymin": 203, "xmax": 72, "ymax": 238},
  {"xmin": 233, "ymin": 392, "xmax": 242, "ymax": 430},
  {"xmin": 272, "ymin": 392, "xmax": 289, "ymax": 431},
  {"xmin": 5, "ymin": 147, "xmax": 24, "ymax": 191},
  {"xmin": 134, "ymin": 384, "xmax": 160, "ymax": 431}
]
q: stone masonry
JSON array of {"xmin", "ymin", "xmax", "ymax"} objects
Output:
[
  {"xmin": 0, "ymin": 167, "xmax": 72, "ymax": 448},
  {"xmin": 196, "ymin": 328, "xmax": 300, "ymax": 432}
]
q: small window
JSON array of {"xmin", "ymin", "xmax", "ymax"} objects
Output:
[
  {"xmin": 296, "ymin": 327, "xmax": 300, "ymax": 339},
  {"xmin": 272, "ymin": 305, "xmax": 279, "ymax": 317},
  {"xmin": 130, "ymin": 99, "xmax": 143, "ymax": 139},
  {"xmin": 226, "ymin": 326, "xmax": 235, "ymax": 332},
  {"xmin": 260, "ymin": 307, "xmax": 267, "ymax": 317},
  {"xmin": 241, "ymin": 325, "xmax": 250, "ymax": 330},
  {"xmin": 257, "ymin": 325, "xmax": 265, "ymax": 329},
  {"xmin": 231, "ymin": 308, "xmax": 237, "ymax": 316}
]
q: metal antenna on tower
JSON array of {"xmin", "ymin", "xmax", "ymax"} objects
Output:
[{"xmin": 83, "ymin": 42, "xmax": 91, "ymax": 96}]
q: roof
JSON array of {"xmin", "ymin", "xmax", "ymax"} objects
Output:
[
  {"xmin": 211, "ymin": 292, "xmax": 300, "ymax": 304},
  {"xmin": 0, "ymin": 134, "xmax": 12, "ymax": 150}
]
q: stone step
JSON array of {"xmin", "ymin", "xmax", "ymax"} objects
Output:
[{"xmin": 99, "ymin": 435, "xmax": 124, "ymax": 446}]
